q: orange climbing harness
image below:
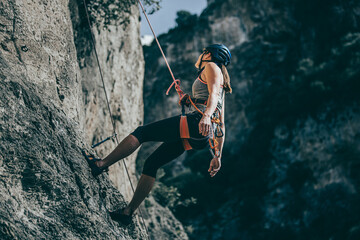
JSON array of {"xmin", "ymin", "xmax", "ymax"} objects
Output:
[
  {"xmin": 179, "ymin": 114, "xmax": 192, "ymax": 150},
  {"xmin": 179, "ymin": 95, "xmax": 223, "ymax": 157}
]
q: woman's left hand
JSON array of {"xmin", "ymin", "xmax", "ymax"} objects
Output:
[
  {"xmin": 208, "ymin": 157, "xmax": 221, "ymax": 177},
  {"xmin": 199, "ymin": 114, "xmax": 212, "ymax": 136}
]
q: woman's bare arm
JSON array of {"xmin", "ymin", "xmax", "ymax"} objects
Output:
[
  {"xmin": 198, "ymin": 62, "xmax": 224, "ymax": 177},
  {"xmin": 203, "ymin": 63, "xmax": 222, "ymax": 117},
  {"xmin": 198, "ymin": 63, "xmax": 222, "ymax": 136}
]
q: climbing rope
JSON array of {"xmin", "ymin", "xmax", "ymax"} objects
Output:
[
  {"xmin": 138, "ymin": 0, "xmax": 186, "ymax": 99},
  {"xmin": 82, "ymin": 1, "xmax": 150, "ymax": 239}
]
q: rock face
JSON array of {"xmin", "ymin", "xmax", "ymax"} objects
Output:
[
  {"xmin": 0, "ymin": 0, "xmax": 187, "ymax": 239},
  {"xmin": 141, "ymin": 0, "xmax": 360, "ymax": 239},
  {"xmin": 70, "ymin": 0, "xmax": 144, "ymax": 202}
]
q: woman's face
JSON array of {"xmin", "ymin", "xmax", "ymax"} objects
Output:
[{"xmin": 195, "ymin": 51, "xmax": 211, "ymax": 69}]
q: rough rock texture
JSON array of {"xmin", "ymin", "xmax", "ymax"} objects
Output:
[
  {"xmin": 0, "ymin": 0, "xmax": 145, "ymax": 238},
  {"xmin": 70, "ymin": 0, "xmax": 144, "ymax": 202},
  {"xmin": 0, "ymin": 0, "xmax": 187, "ymax": 239},
  {"xmin": 141, "ymin": 0, "xmax": 360, "ymax": 239}
]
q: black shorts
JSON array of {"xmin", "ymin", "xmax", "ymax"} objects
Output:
[{"xmin": 131, "ymin": 111, "xmax": 208, "ymax": 178}]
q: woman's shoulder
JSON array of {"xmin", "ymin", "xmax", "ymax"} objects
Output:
[
  {"xmin": 203, "ymin": 62, "xmax": 222, "ymax": 73},
  {"xmin": 202, "ymin": 63, "xmax": 223, "ymax": 83}
]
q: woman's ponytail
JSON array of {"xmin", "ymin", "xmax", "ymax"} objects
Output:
[{"xmin": 221, "ymin": 65, "xmax": 232, "ymax": 93}]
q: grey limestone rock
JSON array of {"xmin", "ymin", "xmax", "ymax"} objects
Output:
[{"xmin": 0, "ymin": 0, "xmax": 187, "ymax": 239}]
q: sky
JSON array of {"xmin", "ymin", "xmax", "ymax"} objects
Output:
[{"xmin": 140, "ymin": 0, "xmax": 207, "ymax": 40}]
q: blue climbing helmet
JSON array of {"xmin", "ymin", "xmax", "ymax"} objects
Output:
[{"xmin": 204, "ymin": 44, "xmax": 231, "ymax": 66}]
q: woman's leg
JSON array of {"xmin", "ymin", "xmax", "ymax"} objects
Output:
[
  {"xmin": 97, "ymin": 115, "xmax": 182, "ymax": 168},
  {"xmin": 96, "ymin": 134, "xmax": 140, "ymax": 168},
  {"xmin": 122, "ymin": 140, "xmax": 185, "ymax": 215},
  {"xmin": 122, "ymin": 173, "xmax": 155, "ymax": 215}
]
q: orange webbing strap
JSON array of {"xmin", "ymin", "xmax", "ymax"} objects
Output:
[
  {"xmin": 180, "ymin": 115, "xmax": 192, "ymax": 150},
  {"xmin": 209, "ymin": 135, "xmax": 218, "ymax": 148},
  {"xmin": 188, "ymin": 97, "xmax": 205, "ymax": 114},
  {"xmin": 182, "ymin": 139, "xmax": 192, "ymax": 151},
  {"xmin": 209, "ymin": 131, "xmax": 221, "ymax": 157},
  {"xmin": 180, "ymin": 115, "xmax": 190, "ymax": 138}
]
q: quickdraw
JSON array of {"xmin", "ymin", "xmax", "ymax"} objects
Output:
[{"xmin": 91, "ymin": 133, "xmax": 117, "ymax": 148}]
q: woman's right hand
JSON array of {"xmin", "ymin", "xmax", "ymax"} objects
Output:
[
  {"xmin": 199, "ymin": 114, "xmax": 212, "ymax": 136},
  {"xmin": 208, "ymin": 156, "xmax": 221, "ymax": 177}
]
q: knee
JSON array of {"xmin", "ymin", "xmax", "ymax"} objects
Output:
[
  {"xmin": 142, "ymin": 159, "xmax": 157, "ymax": 178},
  {"xmin": 131, "ymin": 126, "xmax": 144, "ymax": 144},
  {"xmin": 141, "ymin": 169, "xmax": 157, "ymax": 179}
]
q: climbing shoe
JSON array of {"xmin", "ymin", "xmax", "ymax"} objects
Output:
[
  {"xmin": 109, "ymin": 208, "xmax": 133, "ymax": 226},
  {"xmin": 81, "ymin": 150, "xmax": 108, "ymax": 177}
]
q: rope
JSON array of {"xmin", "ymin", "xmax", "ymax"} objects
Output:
[
  {"xmin": 82, "ymin": 1, "xmax": 150, "ymax": 239},
  {"xmin": 138, "ymin": 0, "xmax": 185, "ymax": 99}
]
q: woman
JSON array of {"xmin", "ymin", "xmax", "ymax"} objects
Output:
[{"xmin": 83, "ymin": 44, "xmax": 232, "ymax": 225}]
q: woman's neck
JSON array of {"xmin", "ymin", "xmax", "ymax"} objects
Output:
[{"xmin": 200, "ymin": 61, "xmax": 210, "ymax": 69}]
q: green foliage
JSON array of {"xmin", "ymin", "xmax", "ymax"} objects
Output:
[
  {"xmin": 86, "ymin": 0, "xmax": 161, "ymax": 31},
  {"xmin": 152, "ymin": 180, "xmax": 197, "ymax": 210},
  {"xmin": 143, "ymin": 0, "xmax": 162, "ymax": 14},
  {"xmin": 175, "ymin": 11, "xmax": 197, "ymax": 29},
  {"xmin": 87, "ymin": 0, "xmax": 133, "ymax": 30},
  {"xmin": 185, "ymin": 225, "xmax": 195, "ymax": 235},
  {"xmin": 144, "ymin": 198, "xmax": 153, "ymax": 208}
]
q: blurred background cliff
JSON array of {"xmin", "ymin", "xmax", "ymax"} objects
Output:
[{"xmin": 139, "ymin": 0, "xmax": 360, "ymax": 239}]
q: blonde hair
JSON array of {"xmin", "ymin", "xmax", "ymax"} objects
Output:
[{"xmin": 221, "ymin": 65, "xmax": 232, "ymax": 93}]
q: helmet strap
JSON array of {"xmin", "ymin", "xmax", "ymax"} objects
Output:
[
  {"xmin": 198, "ymin": 53, "xmax": 206, "ymax": 70},
  {"xmin": 197, "ymin": 66, "xmax": 205, "ymax": 77},
  {"xmin": 198, "ymin": 52, "xmax": 222, "ymax": 72}
]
